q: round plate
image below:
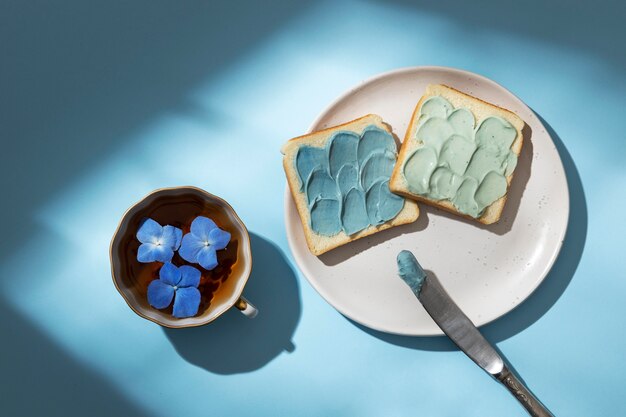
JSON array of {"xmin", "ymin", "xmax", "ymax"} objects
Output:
[{"xmin": 284, "ymin": 66, "xmax": 569, "ymax": 335}]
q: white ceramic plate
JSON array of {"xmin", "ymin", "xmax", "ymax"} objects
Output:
[{"xmin": 284, "ymin": 66, "xmax": 569, "ymax": 335}]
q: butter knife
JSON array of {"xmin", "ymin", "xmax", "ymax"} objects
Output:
[{"xmin": 397, "ymin": 251, "xmax": 554, "ymax": 417}]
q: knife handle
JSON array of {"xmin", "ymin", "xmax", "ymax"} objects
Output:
[{"xmin": 496, "ymin": 366, "xmax": 554, "ymax": 417}]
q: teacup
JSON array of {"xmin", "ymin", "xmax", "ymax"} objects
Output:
[{"xmin": 110, "ymin": 186, "xmax": 257, "ymax": 328}]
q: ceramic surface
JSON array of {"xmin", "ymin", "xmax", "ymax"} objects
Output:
[{"xmin": 285, "ymin": 67, "xmax": 569, "ymax": 335}]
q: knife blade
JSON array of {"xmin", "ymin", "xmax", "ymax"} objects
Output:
[
  {"xmin": 419, "ymin": 275, "xmax": 504, "ymax": 374},
  {"xmin": 396, "ymin": 250, "xmax": 554, "ymax": 417}
]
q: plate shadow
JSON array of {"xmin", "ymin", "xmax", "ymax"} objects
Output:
[{"xmin": 163, "ymin": 233, "xmax": 301, "ymax": 374}]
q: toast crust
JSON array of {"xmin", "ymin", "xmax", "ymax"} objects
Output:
[{"xmin": 389, "ymin": 84, "xmax": 524, "ymax": 225}]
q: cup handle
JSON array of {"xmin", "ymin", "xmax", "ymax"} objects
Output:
[{"xmin": 234, "ymin": 296, "xmax": 258, "ymax": 318}]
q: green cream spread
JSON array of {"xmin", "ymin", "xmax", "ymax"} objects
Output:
[
  {"xmin": 295, "ymin": 126, "xmax": 405, "ymax": 237},
  {"xmin": 402, "ymin": 96, "xmax": 518, "ymax": 218}
]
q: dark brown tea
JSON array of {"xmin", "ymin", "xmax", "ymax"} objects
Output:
[{"xmin": 117, "ymin": 192, "xmax": 241, "ymax": 317}]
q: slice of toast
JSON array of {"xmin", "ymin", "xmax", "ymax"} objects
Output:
[
  {"xmin": 389, "ymin": 84, "xmax": 525, "ymax": 225},
  {"xmin": 282, "ymin": 114, "xmax": 420, "ymax": 256}
]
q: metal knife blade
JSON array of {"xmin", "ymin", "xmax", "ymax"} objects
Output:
[
  {"xmin": 396, "ymin": 251, "xmax": 555, "ymax": 417},
  {"xmin": 418, "ymin": 275, "xmax": 504, "ymax": 375}
]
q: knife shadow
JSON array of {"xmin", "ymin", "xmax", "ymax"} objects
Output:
[{"xmin": 349, "ymin": 113, "xmax": 587, "ymax": 351}]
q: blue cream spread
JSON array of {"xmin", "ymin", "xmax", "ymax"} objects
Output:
[
  {"xmin": 397, "ymin": 250, "xmax": 426, "ymax": 294},
  {"xmin": 295, "ymin": 126, "xmax": 405, "ymax": 236},
  {"xmin": 403, "ymin": 96, "xmax": 518, "ymax": 218}
]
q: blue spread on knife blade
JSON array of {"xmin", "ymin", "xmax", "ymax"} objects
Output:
[{"xmin": 396, "ymin": 250, "xmax": 426, "ymax": 294}]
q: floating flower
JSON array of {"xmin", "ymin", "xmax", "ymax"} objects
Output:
[
  {"xmin": 147, "ymin": 262, "xmax": 201, "ymax": 318},
  {"xmin": 179, "ymin": 216, "xmax": 230, "ymax": 270},
  {"xmin": 136, "ymin": 218, "xmax": 182, "ymax": 263}
]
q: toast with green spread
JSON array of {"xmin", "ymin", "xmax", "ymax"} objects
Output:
[{"xmin": 390, "ymin": 84, "xmax": 525, "ymax": 225}]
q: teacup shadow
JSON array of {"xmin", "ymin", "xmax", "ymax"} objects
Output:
[
  {"xmin": 164, "ymin": 233, "xmax": 301, "ymax": 374},
  {"xmin": 350, "ymin": 114, "xmax": 586, "ymax": 350}
]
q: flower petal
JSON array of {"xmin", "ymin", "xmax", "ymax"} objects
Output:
[
  {"xmin": 161, "ymin": 225, "xmax": 183, "ymax": 251},
  {"xmin": 198, "ymin": 247, "xmax": 218, "ymax": 270},
  {"xmin": 152, "ymin": 246, "xmax": 175, "ymax": 263},
  {"xmin": 137, "ymin": 243, "xmax": 158, "ymax": 263},
  {"xmin": 172, "ymin": 287, "xmax": 201, "ymax": 318},
  {"xmin": 147, "ymin": 280, "xmax": 175, "ymax": 309},
  {"xmin": 136, "ymin": 218, "xmax": 162, "ymax": 244},
  {"xmin": 178, "ymin": 265, "xmax": 201, "ymax": 288},
  {"xmin": 179, "ymin": 233, "xmax": 205, "ymax": 263},
  {"xmin": 159, "ymin": 262, "xmax": 181, "ymax": 286},
  {"xmin": 208, "ymin": 228, "xmax": 231, "ymax": 250},
  {"xmin": 190, "ymin": 216, "xmax": 217, "ymax": 241}
]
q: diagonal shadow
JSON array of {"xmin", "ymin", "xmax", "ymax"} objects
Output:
[
  {"xmin": 0, "ymin": 1, "xmax": 310, "ymax": 411},
  {"xmin": 353, "ymin": 113, "xmax": 587, "ymax": 350},
  {"xmin": 164, "ymin": 233, "xmax": 301, "ymax": 374},
  {"xmin": 0, "ymin": 301, "xmax": 151, "ymax": 417},
  {"xmin": 0, "ymin": 0, "xmax": 313, "ymax": 263},
  {"xmin": 375, "ymin": 0, "xmax": 625, "ymax": 71}
]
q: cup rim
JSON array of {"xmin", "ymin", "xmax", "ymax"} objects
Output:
[{"xmin": 109, "ymin": 186, "xmax": 253, "ymax": 328}]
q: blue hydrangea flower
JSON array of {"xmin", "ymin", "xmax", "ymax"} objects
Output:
[
  {"xmin": 136, "ymin": 218, "xmax": 182, "ymax": 263},
  {"xmin": 179, "ymin": 216, "xmax": 231, "ymax": 270},
  {"xmin": 147, "ymin": 262, "xmax": 201, "ymax": 318}
]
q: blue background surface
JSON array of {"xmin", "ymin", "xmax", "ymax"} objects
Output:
[{"xmin": 2, "ymin": 1, "xmax": 625, "ymax": 416}]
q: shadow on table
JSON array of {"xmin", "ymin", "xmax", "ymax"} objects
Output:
[
  {"xmin": 0, "ymin": 0, "xmax": 309, "ymax": 409},
  {"xmin": 354, "ymin": 113, "xmax": 587, "ymax": 351},
  {"xmin": 164, "ymin": 233, "xmax": 301, "ymax": 374},
  {"xmin": 0, "ymin": 0, "xmax": 312, "ymax": 262},
  {"xmin": 0, "ymin": 301, "xmax": 150, "ymax": 417},
  {"xmin": 378, "ymin": 0, "xmax": 625, "ymax": 71}
]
